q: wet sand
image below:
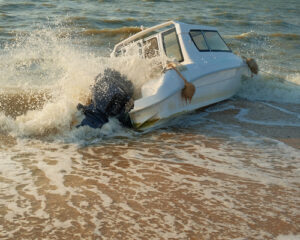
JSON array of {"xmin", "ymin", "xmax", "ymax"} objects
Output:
[
  {"xmin": 1, "ymin": 113, "xmax": 299, "ymax": 239},
  {"xmin": 1, "ymin": 154, "xmax": 299, "ymax": 239}
]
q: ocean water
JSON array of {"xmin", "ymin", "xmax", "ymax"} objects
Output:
[{"xmin": 0, "ymin": 0, "xmax": 300, "ymax": 239}]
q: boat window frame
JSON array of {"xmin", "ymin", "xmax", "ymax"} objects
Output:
[
  {"xmin": 143, "ymin": 36, "xmax": 160, "ymax": 59},
  {"xmin": 189, "ymin": 30, "xmax": 210, "ymax": 52},
  {"xmin": 161, "ymin": 28, "xmax": 184, "ymax": 62},
  {"xmin": 189, "ymin": 30, "xmax": 232, "ymax": 52}
]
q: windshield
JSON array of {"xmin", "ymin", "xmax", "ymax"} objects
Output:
[{"xmin": 190, "ymin": 30, "xmax": 230, "ymax": 52}]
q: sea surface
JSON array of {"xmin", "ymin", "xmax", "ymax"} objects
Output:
[{"xmin": 0, "ymin": 0, "xmax": 300, "ymax": 239}]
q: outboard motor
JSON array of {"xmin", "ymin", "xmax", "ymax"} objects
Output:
[{"xmin": 77, "ymin": 68, "xmax": 134, "ymax": 129}]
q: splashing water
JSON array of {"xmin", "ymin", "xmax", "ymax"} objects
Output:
[{"xmin": 0, "ymin": 25, "xmax": 164, "ymax": 139}]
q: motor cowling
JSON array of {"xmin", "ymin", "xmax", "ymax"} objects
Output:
[{"xmin": 77, "ymin": 68, "xmax": 134, "ymax": 129}]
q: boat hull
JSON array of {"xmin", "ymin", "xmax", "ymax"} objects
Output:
[{"xmin": 129, "ymin": 66, "xmax": 246, "ymax": 129}]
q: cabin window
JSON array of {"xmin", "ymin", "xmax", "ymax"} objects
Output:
[
  {"xmin": 162, "ymin": 28, "xmax": 183, "ymax": 62},
  {"xmin": 144, "ymin": 37, "xmax": 159, "ymax": 58},
  {"xmin": 203, "ymin": 31, "xmax": 230, "ymax": 51},
  {"xmin": 189, "ymin": 31, "xmax": 209, "ymax": 51},
  {"xmin": 190, "ymin": 30, "xmax": 230, "ymax": 52}
]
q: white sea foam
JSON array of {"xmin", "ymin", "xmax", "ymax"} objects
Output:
[
  {"xmin": 123, "ymin": 117, "xmax": 300, "ymax": 188},
  {"xmin": 0, "ymin": 113, "xmax": 16, "ymax": 133},
  {"xmin": 276, "ymin": 235, "xmax": 300, "ymax": 240},
  {"xmin": 0, "ymin": 139, "xmax": 82, "ymax": 223}
]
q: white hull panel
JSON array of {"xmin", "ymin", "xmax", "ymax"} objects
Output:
[{"xmin": 130, "ymin": 66, "xmax": 244, "ymax": 129}]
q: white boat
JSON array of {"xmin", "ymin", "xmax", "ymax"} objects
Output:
[{"xmin": 111, "ymin": 21, "xmax": 252, "ymax": 129}]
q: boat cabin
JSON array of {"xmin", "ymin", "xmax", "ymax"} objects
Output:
[
  {"xmin": 111, "ymin": 21, "xmax": 231, "ymax": 64},
  {"xmin": 111, "ymin": 21, "xmax": 245, "ymax": 129}
]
